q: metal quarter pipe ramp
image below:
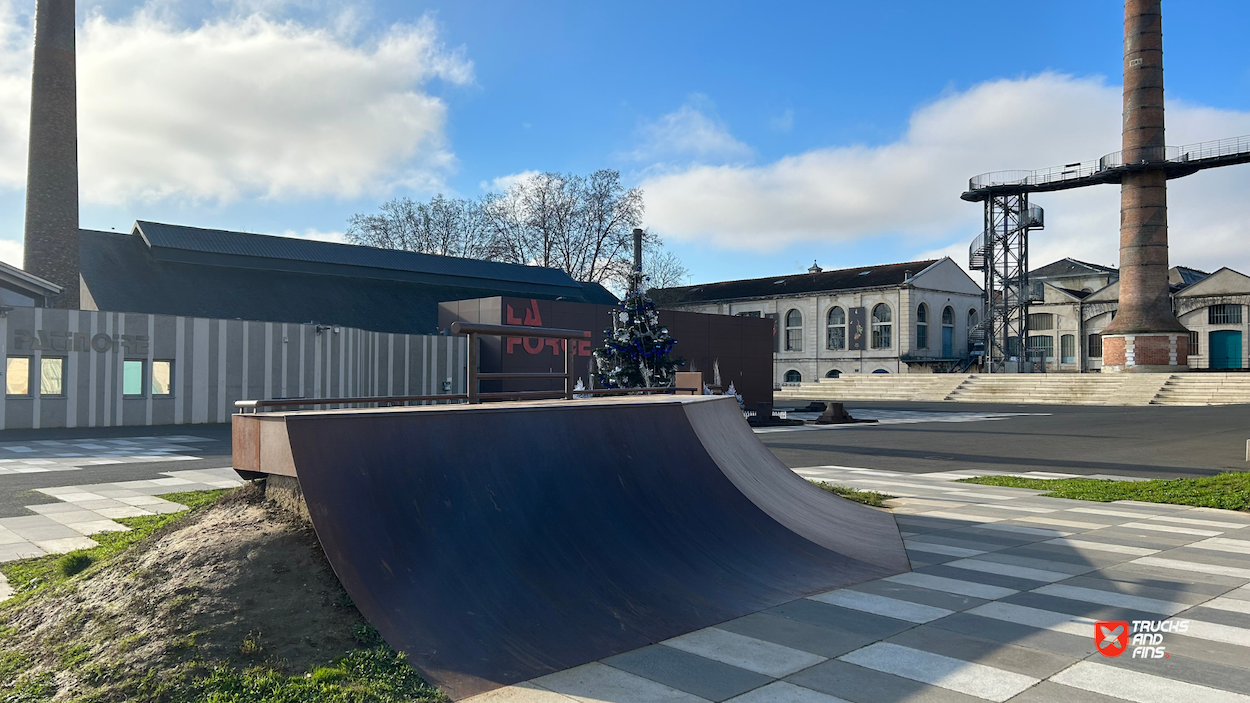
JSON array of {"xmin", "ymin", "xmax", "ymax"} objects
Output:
[{"xmin": 232, "ymin": 395, "xmax": 909, "ymax": 699}]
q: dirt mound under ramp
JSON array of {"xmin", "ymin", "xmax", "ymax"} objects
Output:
[{"xmin": 234, "ymin": 395, "xmax": 909, "ymax": 699}]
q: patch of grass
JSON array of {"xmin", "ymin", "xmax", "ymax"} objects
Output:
[
  {"xmin": 190, "ymin": 648, "xmax": 444, "ymax": 703},
  {"xmin": 956, "ymin": 472, "xmax": 1250, "ymax": 511},
  {"xmin": 352, "ymin": 623, "xmax": 385, "ymax": 649},
  {"xmin": 3, "ymin": 671, "xmax": 55, "ymax": 702},
  {"xmin": 810, "ymin": 481, "xmax": 895, "ymax": 508},
  {"xmin": 58, "ymin": 554, "xmax": 92, "ymax": 578},
  {"xmin": 0, "ymin": 489, "xmax": 231, "ymax": 605},
  {"xmin": 238, "ymin": 631, "xmax": 263, "ymax": 657}
]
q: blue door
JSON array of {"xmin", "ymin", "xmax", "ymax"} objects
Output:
[
  {"xmin": 942, "ymin": 327, "xmax": 953, "ymax": 357},
  {"xmin": 1210, "ymin": 331, "xmax": 1242, "ymax": 369}
]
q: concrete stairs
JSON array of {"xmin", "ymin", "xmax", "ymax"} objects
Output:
[
  {"xmin": 945, "ymin": 374, "xmax": 1127, "ymax": 405},
  {"xmin": 775, "ymin": 375, "xmax": 968, "ymax": 403},
  {"xmin": 776, "ymin": 372, "xmax": 1250, "ymax": 406},
  {"xmin": 1150, "ymin": 373, "xmax": 1250, "ymax": 406}
]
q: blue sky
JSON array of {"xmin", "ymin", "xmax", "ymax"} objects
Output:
[{"xmin": 2, "ymin": 0, "xmax": 1250, "ymax": 283}]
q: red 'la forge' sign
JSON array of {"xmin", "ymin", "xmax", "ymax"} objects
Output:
[
  {"xmin": 503, "ymin": 299, "xmax": 593, "ymax": 357},
  {"xmin": 1096, "ymin": 621, "xmax": 1129, "ymax": 657}
]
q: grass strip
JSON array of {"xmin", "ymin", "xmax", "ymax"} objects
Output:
[
  {"xmin": 0, "ymin": 489, "xmax": 230, "ymax": 605},
  {"xmin": 189, "ymin": 648, "xmax": 444, "ymax": 703},
  {"xmin": 810, "ymin": 481, "xmax": 894, "ymax": 508},
  {"xmin": 956, "ymin": 472, "xmax": 1250, "ymax": 511}
]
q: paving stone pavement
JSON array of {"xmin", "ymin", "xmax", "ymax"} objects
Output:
[
  {"xmin": 0, "ymin": 467, "xmax": 244, "ymax": 599},
  {"xmin": 467, "ymin": 466, "xmax": 1250, "ymax": 703},
  {"xmin": 0, "ymin": 435, "xmax": 211, "ymax": 474}
]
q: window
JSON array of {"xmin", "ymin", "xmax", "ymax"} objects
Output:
[
  {"xmin": 871, "ymin": 304, "xmax": 892, "ymax": 349},
  {"xmin": 784, "ymin": 309, "xmax": 803, "ymax": 352},
  {"xmin": 40, "ymin": 357, "xmax": 64, "ymax": 396},
  {"xmin": 152, "ymin": 360, "xmax": 173, "ymax": 396},
  {"xmin": 825, "ymin": 369, "xmax": 841, "ymax": 378},
  {"xmin": 1189, "ymin": 331, "xmax": 1199, "ymax": 356},
  {"xmin": 1027, "ymin": 335, "xmax": 1054, "ymax": 362},
  {"xmin": 916, "ymin": 303, "xmax": 928, "ymax": 349},
  {"xmin": 1209, "ymin": 304, "xmax": 1242, "ymax": 325},
  {"xmin": 968, "ymin": 309, "xmax": 978, "ymax": 329},
  {"xmin": 1028, "ymin": 313, "xmax": 1054, "ymax": 330},
  {"xmin": 784, "ymin": 370, "xmax": 802, "ymax": 383},
  {"xmin": 5, "ymin": 357, "xmax": 30, "ymax": 396},
  {"xmin": 942, "ymin": 306, "xmax": 955, "ymax": 326},
  {"xmin": 826, "ymin": 307, "xmax": 846, "ymax": 350},
  {"xmin": 123, "ymin": 360, "xmax": 144, "ymax": 396},
  {"xmin": 1061, "ymin": 334, "xmax": 1076, "ymax": 364},
  {"xmin": 1088, "ymin": 333, "xmax": 1103, "ymax": 358}
]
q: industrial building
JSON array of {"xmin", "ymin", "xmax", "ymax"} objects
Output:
[
  {"xmin": 652, "ymin": 258, "xmax": 984, "ymax": 382},
  {"xmin": 1029, "ymin": 258, "xmax": 1250, "ymax": 371}
]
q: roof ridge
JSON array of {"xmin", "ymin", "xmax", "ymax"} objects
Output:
[{"xmin": 663, "ymin": 259, "xmax": 940, "ymax": 291}]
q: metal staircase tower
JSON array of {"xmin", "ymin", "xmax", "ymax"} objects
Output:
[{"xmin": 968, "ymin": 198, "xmax": 1044, "ymax": 373}]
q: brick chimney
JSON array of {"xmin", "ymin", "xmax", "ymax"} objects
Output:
[{"xmin": 22, "ymin": 0, "xmax": 80, "ymax": 309}]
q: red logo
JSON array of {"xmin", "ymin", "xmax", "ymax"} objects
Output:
[{"xmin": 1096, "ymin": 621, "xmax": 1129, "ymax": 657}]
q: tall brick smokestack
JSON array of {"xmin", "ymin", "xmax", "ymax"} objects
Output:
[
  {"xmin": 23, "ymin": 0, "xmax": 79, "ymax": 309},
  {"xmin": 1100, "ymin": 0, "xmax": 1187, "ymax": 371}
]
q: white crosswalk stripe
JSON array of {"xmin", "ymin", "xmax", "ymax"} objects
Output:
[
  {"xmin": 840, "ymin": 643, "xmax": 1039, "ymax": 702},
  {"xmin": 1120, "ymin": 522, "xmax": 1224, "ymax": 537},
  {"xmin": 1052, "ymin": 661, "xmax": 1250, "ymax": 703},
  {"xmin": 885, "ymin": 572, "xmax": 1016, "ymax": 600},
  {"xmin": 1041, "ymin": 538, "xmax": 1159, "ymax": 556},
  {"xmin": 1132, "ymin": 556, "xmax": 1250, "ymax": 579},
  {"xmin": 944, "ymin": 558, "xmax": 1072, "ymax": 583},
  {"xmin": 1032, "ymin": 584, "xmax": 1190, "ymax": 616},
  {"xmin": 808, "ymin": 589, "xmax": 952, "ymax": 623},
  {"xmin": 1188, "ymin": 537, "xmax": 1250, "ymax": 555}
]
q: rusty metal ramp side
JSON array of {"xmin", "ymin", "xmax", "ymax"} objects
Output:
[{"xmin": 282, "ymin": 396, "xmax": 908, "ymax": 699}]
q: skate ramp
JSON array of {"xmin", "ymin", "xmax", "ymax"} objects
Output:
[{"xmin": 237, "ymin": 395, "xmax": 908, "ymax": 698}]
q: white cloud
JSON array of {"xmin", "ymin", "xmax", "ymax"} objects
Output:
[
  {"xmin": 481, "ymin": 170, "xmax": 539, "ymax": 193},
  {"xmin": 0, "ymin": 237, "xmax": 20, "ymax": 268},
  {"xmin": 641, "ymin": 73, "xmax": 1250, "ymax": 276},
  {"xmin": 0, "ymin": 2, "xmax": 473, "ymax": 204},
  {"xmin": 280, "ymin": 227, "xmax": 347, "ymax": 243},
  {"xmin": 625, "ymin": 96, "xmax": 751, "ymax": 163}
]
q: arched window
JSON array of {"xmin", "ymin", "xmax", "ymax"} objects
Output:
[
  {"xmin": 825, "ymin": 369, "xmax": 841, "ymax": 378},
  {"xmin": 916, "ymin": 303, "xmax": 928, "ymax": 349},
  {"xmin": 784, "ymin": 369, "xmax": 802, "ymax": 383},
  {"xmin": 826, "ymin": 307, "xmax": 846, "ymax": 350},
  {"xmin": 968, "ymin": 308, "xmax": 978, "ymax": 330},
  {"xmin": 871, "ymin": 304, "xmax": 892, "ymax": 349},
  {"xmin": 784, "ymin": 309, "xmax": 804, "ymax": 351},
  {"xmin": 942, "ymin": 306, "xmax": 955, "ymax": 326}
]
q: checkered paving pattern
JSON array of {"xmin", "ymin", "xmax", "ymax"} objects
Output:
[
  {"xmin": 0, "ymin": 436, "xmax": 210, "ymax": 474},
  {"xmin": 468, "ymin": 467, "xmax": 1250, "ymax": 702},
  {"xmin": 0, "ymin": 467, "xmax": 244, "ymax": 598}
]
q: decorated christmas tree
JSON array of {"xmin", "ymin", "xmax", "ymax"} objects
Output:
[{"xmin": 592, "ymin": 230, "xmax": 682, "ymax": 389}]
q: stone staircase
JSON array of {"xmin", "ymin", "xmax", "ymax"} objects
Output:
[
  {"xmin": 945, "ymin": 374, "xmax": 1134, "ymax": 405},
  {"xmin": 775, "ymin": 372, "xmax": 1250, "ymax": 406},
  {"xmin": 775, "ymin": 375, "xmax": 969, "ymax": 403},
  {"xmin": 1150, "ymin": 373, "xmax": 1250, "ymax": 406}
]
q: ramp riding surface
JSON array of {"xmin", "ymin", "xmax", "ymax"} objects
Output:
[{"xmin": 236, "ymin": 395, "xmax": 908, "ymax": 698}]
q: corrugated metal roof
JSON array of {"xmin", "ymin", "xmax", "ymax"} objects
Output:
[
  {"xmin": 650, "ymin": 260, "xmax": 938, "ymax": 306},
  {"xmin": 133, "ymin": 221, "xmax": 582, "ymax": 289}
]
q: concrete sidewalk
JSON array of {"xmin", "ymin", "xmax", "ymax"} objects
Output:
[{"xmin": 471, "ymin": 467, "xmax": 1250, "ymax": 702}]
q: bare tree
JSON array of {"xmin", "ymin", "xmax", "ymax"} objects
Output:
[
  {"xmin": 644, "ymin": 244, "xmax": 690, "ymax": 290},
  {"xmin": 346, "ymin": 170, "xmax": 686, "ymax": 289},
  {"xmin": 346, "ymin": 195, "xmax": 495, "ymax": 259}
]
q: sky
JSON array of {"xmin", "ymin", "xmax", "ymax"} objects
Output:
[{"xmin": 2, "ymin": 0, "xmax": 1250, "ymax": 286}]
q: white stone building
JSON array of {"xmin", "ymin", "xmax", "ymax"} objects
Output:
[
  {"xmin": 651, "ymin": 258, "xmax": 984, "ymax": 385},
  {"xmin": 1025, "ymin": 258, "xmax": 1250, "ymax": 371}
]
